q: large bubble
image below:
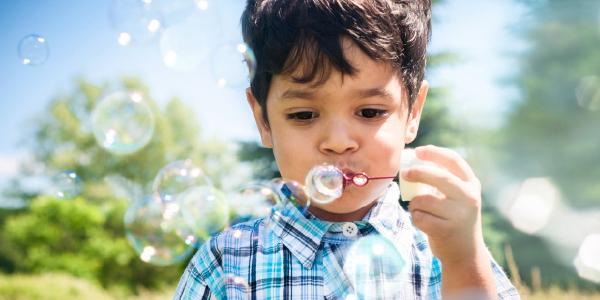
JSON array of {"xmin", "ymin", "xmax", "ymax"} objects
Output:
[
  {"xmin": 305, "ymin": 164, "xmax": 344, "ymax": 205},
  {"xmin": 343, "ymin": 235, "xmax": 408, "ymax": 299},
  {"xmin": 210, "ymin": 42, "xmax": 257, "ymax": 89},
  {"xmin": 174, "ymin": 185, "xmax": 229, "ymax": 246},
  {"xmin": 91, "ymin": 91, "xmax": 155, "ymax": 155},
  {"xmin": 124, "ymin": 195, "xmax": 193, "ymax": 266},
  {"xmin": 18, "ymin": 34, "xmax": 49, "ymax": 65},
  {"xmin": 152, "ymin": 159, "xmax": 212, "ymax": 202},
  {"xmin": 110, "ymin": 0, "xmax": 163, "ymax": 45},
  {"xmin": 159, "ymin": 7, "xmax": 221, "ymax": 70}
]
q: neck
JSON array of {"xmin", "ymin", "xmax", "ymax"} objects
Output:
[{"xmin": 308, "ymin": 201, "xmax": 377, "ymax": 222}]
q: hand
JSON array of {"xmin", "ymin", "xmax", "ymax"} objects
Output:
[{"xmin": 400, "ymin": 145, "xmax": 486, "ymax": 264}]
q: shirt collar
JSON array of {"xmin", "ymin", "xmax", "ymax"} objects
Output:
[{"xmin": 270, "ymin": 182, "xmax": 408, "ymax": 269}]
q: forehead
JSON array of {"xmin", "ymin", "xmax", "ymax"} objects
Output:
[{"xmin": 269, "ymin": 41, "xmax": 405, "ymax": 101}]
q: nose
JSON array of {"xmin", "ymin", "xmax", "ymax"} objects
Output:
[{"xmin": 318, "ymin": 118, "xmax": 359, "ymax": 155}]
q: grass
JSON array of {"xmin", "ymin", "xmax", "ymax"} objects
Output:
[{"xmin": 0, "ymin": 273, "xmax": 173, "ymax": 300}]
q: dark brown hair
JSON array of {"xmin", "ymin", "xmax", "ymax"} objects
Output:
[{"xmin": 241, "ymin": 0, "xmax": 432, "ymax": 123}]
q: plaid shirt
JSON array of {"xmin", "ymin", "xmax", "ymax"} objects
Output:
[{"xmin": 174, "ymin": 182, "xmax": 520, "ymax": 299}]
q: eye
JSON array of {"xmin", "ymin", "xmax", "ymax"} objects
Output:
[
  {"xmin": 358, "ymin": 108, "xmax": 387, "ymax": 119},
  {"xmin": 286, "ymin": 111, "xmax": 318, "ymax": 121}
]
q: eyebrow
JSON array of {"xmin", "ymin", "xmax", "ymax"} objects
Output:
[{"xmin": 279, "ymin": 87, "xmax": 395, "ymax": 102}]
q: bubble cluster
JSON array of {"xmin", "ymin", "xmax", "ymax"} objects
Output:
[
  {"xmin": 124, "ymin": 195, "xmax": 193, "ymax": 266},
  {"xmin": 91, "ymin": 91, "xmax": 155, "ymax": 155},
  {"xmin": 304, "ymin": 164, "xmax": 345, "ymax": 204},
  {"xmin": 343, "ymin": 235, "xmax": 408, "ymax": 298},
  {"xmin": 175, "ymin": 185, "xmax": 229, "ymax": 246},
  {"xmin": 18, "ymin": 34, "xmax": 49, "ymax": 65},
  {"xmin": 152, "ymin": 159, "xmax": 212, "ymax": 202}
]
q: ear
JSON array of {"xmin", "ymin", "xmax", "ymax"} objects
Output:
[
  {"xmin": 246, "ymin": 88, "xmax": 273, "ymax": 148},
  {"xmin": 404, "ymin": 80, "xmax": 429, "ymax": 144}
]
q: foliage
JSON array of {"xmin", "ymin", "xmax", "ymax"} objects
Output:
[
  {"xmin": 0, "ymin": 77, "xmax": 246, "ymax": 292},
  {"xmin": 0, "ymin": 196, "xmax": 182, "ymax": 291}
]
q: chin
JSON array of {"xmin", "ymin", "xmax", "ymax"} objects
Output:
[{"xmin": 316, "ymin": 184, "xmax": 388, "ymax": 214}]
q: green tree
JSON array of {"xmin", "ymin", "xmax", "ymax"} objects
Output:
[
  {"xmin": 493, "ymin": 0, "xmax": 600, "ymax": 290},
  {"xmin": 0, "ymin": 77, "xmax": 246, "ymax": 292}
]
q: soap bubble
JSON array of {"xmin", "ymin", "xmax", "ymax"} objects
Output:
[
  {"xmin": 18, "ymin": 34, "xmax": 49, "ymax": 65},
  {"xmin": 91, "ymin": 91, "xmax": 155, "ymax": 155},
  {"xmin": 343, "ymin": 235, "xmax": 408, "ymax": 299},
  {"xmin": 159, "ymin": 8, "xmax": 221, "ymax": 70},
  {"xmin": 174, "ymin": 185, "xmax": 229, "ymax": 246},
  {"xmin": 229, "ymin": 182, "xmax": 281, "ymax": 225},
  {"xmin": 51, "ymin": 170, "xmax": 81, "ymax": 200},
  {"xmin": 124, "ymin": 195, "xmax": 193, "ymax": 266},
  {"xmin": 211, "ymin": 42, "xmax": 257, "ymax": 89},
  {"xmin": 305, "ymin": 164, "xmax": 344, "ymax": 204},
  {"xmin": 110, "ymin": 0, "xmax": 163, "ymax": 44},
  {"xmin": 398, "ymin": 148, "xmax": 436, "ymax": 201},
  {"xmin": 152, "ymin": 159, "xmax": 212, "ymax": 202}
]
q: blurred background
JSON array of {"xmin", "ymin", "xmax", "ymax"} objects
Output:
[{"xmin": 1, "ymin": 0, "xmax": 599, "ymax": 299}]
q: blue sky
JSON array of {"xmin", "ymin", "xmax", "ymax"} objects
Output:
[{"xmin": 0, "ymin": 0, "xmax": 526, "ymax": 181}]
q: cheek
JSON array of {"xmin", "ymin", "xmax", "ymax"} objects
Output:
[
  {"xmin": 270, "ymin": 129, "xmax": 313, "ymax": 182},
  {"xmin": 368, "ymin": 123, "xmax": 406, "ymax": 172}
]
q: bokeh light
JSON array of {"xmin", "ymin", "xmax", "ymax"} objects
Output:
[
  {"xmin": 109, "ymin": 0, "xmax": 163, "ymax": 45},
  {"xmin": 51, "ymin": 170, "xmax": 81, "ymax": 200},
  {"xmin": 18, "ymin": 34, "xmax": 49, "ymax": 65},
  {"xmin": 304, "ymin": 164, "xmax": 344, "ymax": 205},
  {"xmin": 91, "ymin": 91, "xmax": 155, "ymax": 155},
  {"xmin": 343, "ymin": 235, "xmax": 408, "ymax": 298},
  {"xmin": 224, "ymin": 273, "xmax": 250, "ymax": 299},
  {"xmin": 506, "ymin": 177, "xmax": 560, "ymax": 235},
  {"xmin": 159, "ymin": 8, "xmax": 221, "ymax": 70},
  {"xmin": 152, "ymin": 159, "xmax": 212, "ymax": 202},
  {"xmin": 210, "ymin": 42, "xmax": 257, "ymax": 89},
  {"xmin": 574, "ymin": 233, "xmax": 600, "ymax": 283},
  {"xmin": 124, "ymin": 195, "xmax": 193, "ymax": 266}
]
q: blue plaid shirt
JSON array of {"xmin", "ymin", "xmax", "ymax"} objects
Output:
[{"xmin": 174, "ymin": 182, "xmax": 520, "ymax": 299}]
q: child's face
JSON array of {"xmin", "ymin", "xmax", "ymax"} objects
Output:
[{"xmin": 247, "ymin": 38, "xmax": 428, "ymax": 215}]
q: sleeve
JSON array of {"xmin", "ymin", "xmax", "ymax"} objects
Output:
[
  {"xmin": 489, "ymin": 255, "xmax": 521, "ymax": 300},
  {"xmin": 173, "ymin": 237, "xmax": 225, "ymax": 300},
  {"xmin": 173, "ymin": 261, "xmax": 217, "ymax": 300}
]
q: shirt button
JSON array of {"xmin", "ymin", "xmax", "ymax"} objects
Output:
[{"xmin": 342, "ymin": 222, "xmax": 358, "ymax": 237}]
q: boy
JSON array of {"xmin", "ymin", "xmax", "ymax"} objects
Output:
[{"xmin": 174, "ymin": 0, "xmax": 520, "ymax": 299}]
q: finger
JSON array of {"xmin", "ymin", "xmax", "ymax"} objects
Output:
[
  {"xmin": 415, "ymin": 145, "xmax": 476, "ymax": 182},
  {"xmin": 409, "ymin": 193, "xmax": 454, "ymax": 220},
  {"xmin": 410, "ymin": 209, "xmax": 449, "ymax": 237},
  {"xmin": 401, "ymin": 164, "xmax": 468, "ymax": 200}
]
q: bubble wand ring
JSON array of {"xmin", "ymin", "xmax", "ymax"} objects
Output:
[{"xmin": 342, "ymin": 172, "xmax": 396, "ymax": 189}]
